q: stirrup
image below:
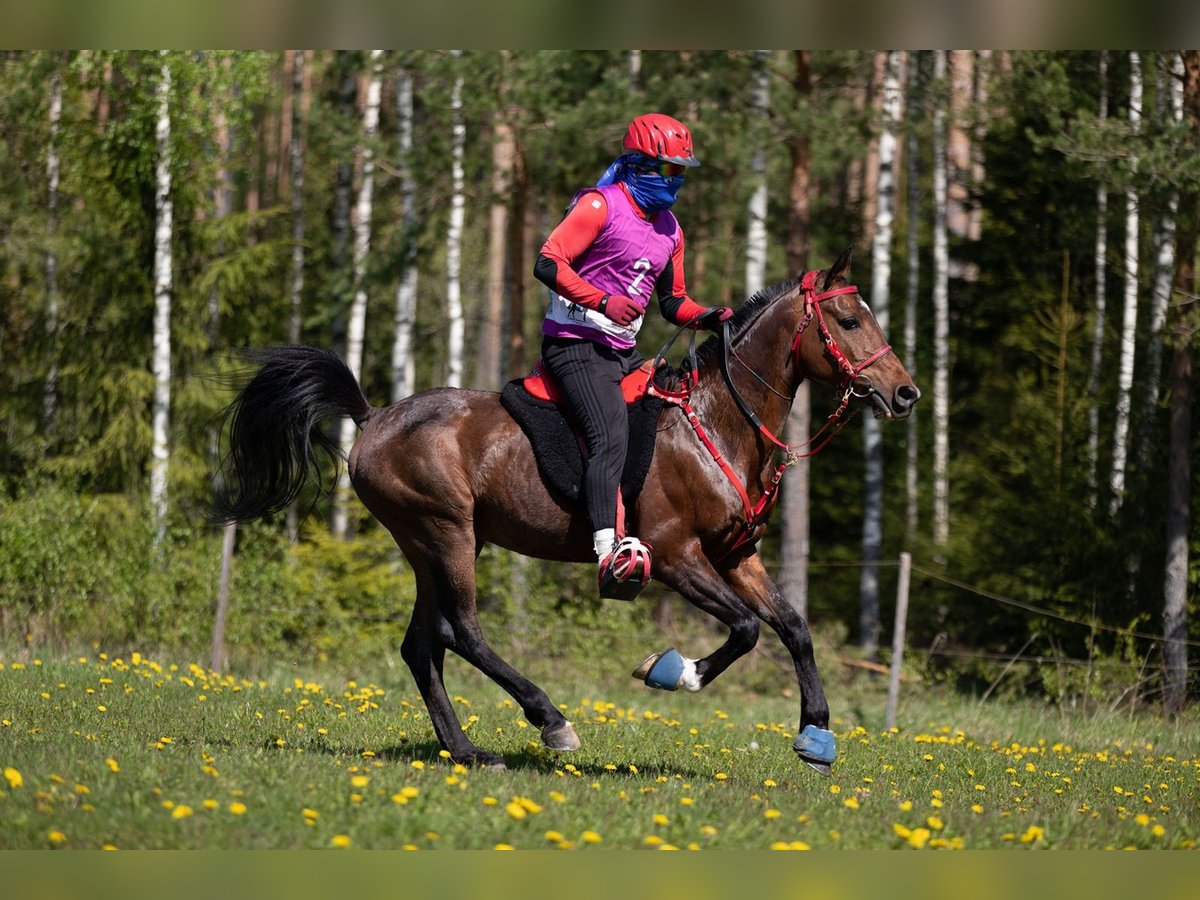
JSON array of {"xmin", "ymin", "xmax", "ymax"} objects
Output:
[{"xmin": 598, "ymin": 536, "xmax": 652, "ymax": 601}]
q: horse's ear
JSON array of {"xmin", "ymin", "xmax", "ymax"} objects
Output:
[{"xmin": 822, "ymin": 247, "xmax": 853, "ymax": 290}]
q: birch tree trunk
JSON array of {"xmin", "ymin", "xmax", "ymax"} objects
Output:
[
  {"xmin": 780, "ymin": 50, "xmax": 812, "ymax": 619},
  {"xmin": 745, "ymin": 49, "xmax": 770, "ymax": 297},
  {"xmin": 932, "ymin": 51, "xmax": 951, "ymax": 551},
  {"xmin": 333, "ymin": 49, "xmax": 383, "ymax": 540},
  {"xmin": 445, "ymin": 50, "xmax": 466, "ymax": 389},
  {"xmin": 43, "ymin": 56, "xmax": 63, "ymax": 441},
  {"xmin": 1086, "ymin": 51, "xmax": 1109, "ymax": 508},
  {"xmin": 904, "ymin": 52, "xmax": 922, "ymax": 539},
  {"xmin": 1162, "ymin": 49, "xmax": 1198, "ymax": 714},
  {"xmin": 391, "ymin": 63, "xmax": 419, "ymax": 403},
  {"xmin": 288, "ymin": 49, "xmax": 309, "ymax": 346},
  {"xmin": 860, "ymin": 50, "xmax": 905, "ymax": 657},
  {"xmin": 1110, "ymin": 51, "xmax": 1142, "ymax": 517},
  {"xmin": 150, "ymin": 53, "xmax": 174, "ymax": 546},
  {"xmin": 329, "ymin": 51, "xmax": 357, "ymax": 355},
  {"xmin": 1136, "ymin": 53, "xmax": 1184, "ymax": 471}
]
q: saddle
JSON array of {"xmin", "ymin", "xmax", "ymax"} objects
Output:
[{"xmin": 499, "ymin": 360, "xmax": 668, "ymax": 506}]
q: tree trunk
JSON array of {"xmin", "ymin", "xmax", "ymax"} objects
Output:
[
  {"xmin": 1136, "ymin": 53, "xmax": 1184, "ymax": 472},
  {"xmin": 947, "ymin": 50, "xmax": 976, "ymax": 281},
  {"xmin": 860, "ymin": 50, "xmax": 905, "ymax": 657},
  {"xmin": 333, "ymin": 49, "xmax": 383, "ymax": 540},
  {"xmin": 859, "ymin": 52, "xmax": 886, "ymax": 248},
  {"xmin": 506, "ymin": 142, "xmax": 530, "ymax": 380},
  {"xmin": 285, "ymin": 49, "xmax": 310, "ymax": 542},
  {"xmin": 150, "ymin": 53, "xmax": 173, "ymax": 546},
  {"xmin": 1162, "ymin": 49, "xmax": 1198, "ymax": 714},
  {"xmin": 1086, "ymin": 52, "xmax": 1110, "ymax": 508},
  {"xmin": 745, "ymin": 49, "xmax": 770, "ymax": 297},
  {"xmin": 932, "ymin": 51, "xmax": 951, "ymax": 552},
  {"xmin": 780, "ymin": 50, "xmax": 812, "ymax": 619},
  {"xmin": 446, "ymin": 50, "xmax": 466, "ymax": 389},
  {"xmin": 904, "ymin": 52, "xmax": 922, "ymax": 539},
  {"xmin": 391, "ymin": 63, "xmax": 419, "ymax": 403},
  {"xmin": 482, "ymin": 61, "xmax": 514, "ymax": 392},
  {"xmin": 1110, "ymin": 51, "xmax": 1142, "ymax": 517},
  {"xmin": 43, "ymin": 56, "xmax": 63, "ymax": 442},
  {"xmin": 329, "ymin": 51, "xmax": 358, "ymax": 356}
]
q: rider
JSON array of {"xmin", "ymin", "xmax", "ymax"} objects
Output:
[{"xmin": 534, "ymin": 112, "xmax": 733, "ymax": 600}]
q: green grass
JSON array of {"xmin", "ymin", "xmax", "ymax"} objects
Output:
[{"xmin": 1, "ymin": 646, "xmax": 1198, "ymax": 850}]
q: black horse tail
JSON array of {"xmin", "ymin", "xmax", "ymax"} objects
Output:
[{"xmin": 212, "ymin": 345, "xmax": 373, "ymax": 524}]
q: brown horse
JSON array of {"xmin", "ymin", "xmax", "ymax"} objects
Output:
[{"xmin": 214, "ymin": 249, "xmax": 918, "ymax": 774}]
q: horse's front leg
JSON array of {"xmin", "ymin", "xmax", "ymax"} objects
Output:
[
  {"xmin": 721, "ymin": 552, "xmax": 835, "ymax": 775},
  {"xmin": 637, "ymin": 541, "xmax": 761, "ymax": 691}
]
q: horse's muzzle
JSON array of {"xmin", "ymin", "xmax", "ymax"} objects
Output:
[{"xmin": 889, "ymin": 383, "xmax": 920, "ymax": 419}]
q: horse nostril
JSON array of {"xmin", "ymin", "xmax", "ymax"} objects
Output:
[{"xmin": 893, "ymin": 384, "xmax": 920, "ymax": 414}]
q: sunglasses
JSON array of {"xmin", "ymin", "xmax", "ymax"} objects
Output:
[{"xmin": 631, "ymin": 160, "xmax": 687, "ymax": 178}]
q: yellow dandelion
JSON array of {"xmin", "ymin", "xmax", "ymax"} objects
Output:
[
  {"xmin": 653, "ymin": 813, "xmax": 670, "ymax": 826},
  {"xmin": 517, "ymin": 797, "xmax": 543, "ymax": 814},
  {"xmin": 549, "ymin": 790, "xmax": 566, "ymax": 803},
  {"xmin": 3, "ymin": 768, "xmax": 22, "ymax": 789},
  {"xmin": 48, "ymin": 830, "xmax": 67, "ymax": 845},
  {"xmin": 1152, "ymin": 825, "xmax": 1166, "ymax": 838},
  {"xmin": 907, "ymin": 827, "xmax": 932, "ymax": 849},
  {"xmin": 899, "ymin": 800, "xmax": 913, "ymax": 812},
  {"xmin": 544, "ymin": 830, "xmax": 564, "ymax": 842},
  {"xmin": 680, "ymin": 797, "xmax": 694, "ymax": 807},
  {"xmin": 494, "ymin": 843, "xmax": 514, "ymax": 850},
  {"xmin": 581, "ymin": 830, "xmax": 602, "ymax": 844},
  {"xmin": 1135, "ymin": 813, "xmax": 1151, "ymax": 827},
  {"xmin": 763, "ymin": 779, "xmax": 777, "ymax": 787},
  {"xmin": 714, "ymin": 772, "xmax": 728, "ymax": 781},
  {"xmin": 764, "ymin": 809, "xmax": 782, "ymax": 819},
  {"xmin": 330, "ymin": 834, "xmax": 351, "ymax": 848},
  {"xmin": 790, "ymin": 841, "xmax": 811, "ymax": 850},
  {"xmin": 843, "ymin": 797, "xmax": 860, "ymax": 810},
  {"xmin": 971, "ymin": 804, "xmax": 984, "ymax": 814},
  {"xmin": 411, "ymin": 760, "xmax": 425, "ymax": 770},
  {"xmin": 229, "ymin": 802, "xmax": 247, "ymax": 815},
  {"xmin": 643, "ymin": 835, "xmax": 665, "ymax": 847},
  {"xmin": 770, "ymin": 841, "xmax": 791, "ymax": 850},
  {"xmin": 505, "ymin": 801, "xmax": 527, "ymax": 820},
  {"xmin": 1019, "ymin": 825, "xmax": 1045, "ymax": 844},
  {"xmin": 302, "ymin": 807, "xmax": 319, "ymax": 820},
  {"xmin": 106, "ymin": 759, "xmax": 120, "ymax": 773},
  {"xmin": 927, "ymin": 816, "xmax": 944, "ymax": 831},
  {"xmin": 482, "ymin": 796, "xmax": 498, "ymax": 806},
  {"xmin": 203, "ymin": 799, "xmax": 219, "ymax": 810},
  {"xmin": 700, "ymin": 825, "xmax": 718, "ymax": 836},
  {"xmin": 829, "ymin": 784, "xmax": 841, "ymax": 794},
  {"xmin": 351, "ymin": 775, "xmax": 369, "ymax": 788},
  {"xmin": 172, "ymin": 805, "xmax": 194, "ymax": 819}
]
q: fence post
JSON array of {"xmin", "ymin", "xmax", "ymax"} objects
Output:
[
  {"xmin": 885, "ymin": 551, "xmax": 912, "ymax": 730},
  {"xmin": 211, "ymin": 522, "xmax": 235, "ymax": 673}
]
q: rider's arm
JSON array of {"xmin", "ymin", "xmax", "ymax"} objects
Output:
[
  {"xmin": 533, "ymin": 192, "xmax": 610, "ymax": 310},
  {"xmin": 657, "ymin": 232, "xmax": 710, "ymax": 325}
]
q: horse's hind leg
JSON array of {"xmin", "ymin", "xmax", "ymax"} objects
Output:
[
  {"xmin": 408, "ymin": 537, "xmax": 580, "ymax": 761},
  {"xmin": 400, "ymin": 571, "xmax": 506, "ymax": 768}
]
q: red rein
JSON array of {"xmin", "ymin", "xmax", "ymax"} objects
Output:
[{"xmin": 650, "ymin": 269, "xmax": 891, "ymax": 562}]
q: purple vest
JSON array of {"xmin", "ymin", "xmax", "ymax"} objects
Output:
[{"xmin": 542, "ymin": 184, "xmax": 681, "ymax": 349}]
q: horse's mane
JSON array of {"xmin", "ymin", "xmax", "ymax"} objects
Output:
[{"xmin": 693, "ymin": 276, "xmax": 803, "ymax": 370}]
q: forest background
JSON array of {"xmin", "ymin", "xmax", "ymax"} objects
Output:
[{"xmin": 0, "ymin": 50, "xmax": 1197, "ymax": 712}]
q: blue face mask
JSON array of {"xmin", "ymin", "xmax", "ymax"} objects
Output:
[
  {"xmin": 623, "ymin": 171, "xmax": 685, "ymax": 213},
  {"xmin": 596, "ymin": 154, "xmax": 685, "ymax": 213}
]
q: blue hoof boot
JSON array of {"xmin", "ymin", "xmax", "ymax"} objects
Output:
[
  {"xmin": 793, "ymin": 724, "xmax": 837, "ymax": 772},
  {"xmin": 638, "ymin": 648, "xmax": 684, "ymax": 691}
]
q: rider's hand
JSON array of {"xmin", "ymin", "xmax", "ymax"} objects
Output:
[
  {"xmin": 688, "ymin": 306, "xmax": 734, "ymax": 331},
  {"xmin": 600, "ymin": 294, "xmax": 642, "ymax": 327}
]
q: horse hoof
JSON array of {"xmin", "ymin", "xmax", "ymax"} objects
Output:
[
  {"xmin": 458, "ymin": 752, "xmax": 507, "ymax": 771},
  {"xmin": 542, "ymin": 721, "xmax": 582, "ymax": 752},
  {"xmin": 792, "ymin": 724, "xmax": 836, "ymax": 776},
  {"xmin": 632, "ymin": 648, "xmax": 684, "ymax": 691}
]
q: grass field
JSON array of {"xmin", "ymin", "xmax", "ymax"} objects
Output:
[{"xmin": 1, "ymin": 645, "xmax": 1198, "ymax": 850}]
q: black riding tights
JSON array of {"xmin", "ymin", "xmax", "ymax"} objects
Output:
[{"xmin": 541, "ymin": 336, "xmax": 643, "ymax": 533}]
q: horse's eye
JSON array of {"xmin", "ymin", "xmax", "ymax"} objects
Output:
[{"xmin": 839, "ymin": 317, "xmax": 860, "ymax": 330}]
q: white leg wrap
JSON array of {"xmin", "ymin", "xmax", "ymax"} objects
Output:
[
  {"xmin": 679, "ymin": 656, "xmax": 702, "ymax": 692},
  {"xmin": 593, "ymin": 528, "xmax": 616, "ymax": 560}
]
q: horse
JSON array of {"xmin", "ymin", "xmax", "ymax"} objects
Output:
[{"xmin": 214, "ymin": 248, "xmax": 919, "ymax": 775}]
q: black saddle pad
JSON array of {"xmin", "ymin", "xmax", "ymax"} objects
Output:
[{"xmin": 500, "ymin": 380, "xmax": 665, "ymax": 505}]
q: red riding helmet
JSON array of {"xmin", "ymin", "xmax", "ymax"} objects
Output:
[{"xmin": 622, "ymin": 113, "xmax": 700, "ymax": 167}]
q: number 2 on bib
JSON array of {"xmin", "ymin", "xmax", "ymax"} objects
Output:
[{"xmin": 628, "ymin": 257, "xmax": 651, "ymax": 296}]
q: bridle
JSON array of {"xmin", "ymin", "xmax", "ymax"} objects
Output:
[
  {"xmin": 724, "ymin": 268, "xmax": 892, "ymax": 458},
  {"xmin": 648, "ymin": 268, "xmax": 893, "ymax": 561}
]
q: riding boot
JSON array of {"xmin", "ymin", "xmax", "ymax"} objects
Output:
[{"xmin": 598, "ymin": 536, "xmax": 652, "ymax": 601}]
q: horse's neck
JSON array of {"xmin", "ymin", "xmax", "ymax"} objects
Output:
[{"xmin": 693, "ymin": 310, "xmax": 799, "ymax": 469}]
